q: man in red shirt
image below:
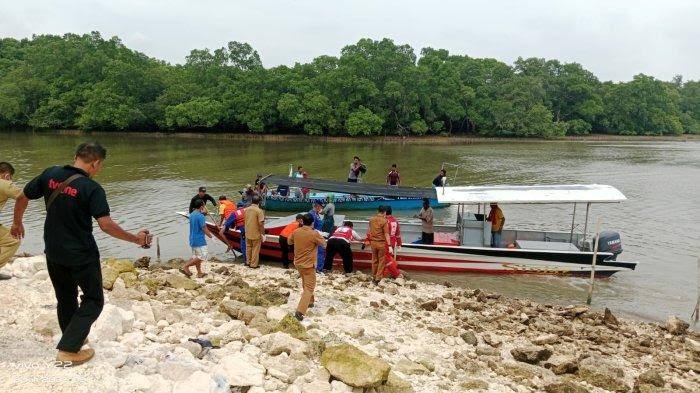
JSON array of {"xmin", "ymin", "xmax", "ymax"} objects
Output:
[{"xmin": 386, "ymin": 164, "xmax": 400, "ymax": 186}]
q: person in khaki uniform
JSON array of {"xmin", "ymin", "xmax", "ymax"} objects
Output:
[
  {"xmin": 244, "ymin": 195, "xmax": 265, "ymax": 268},
  {"xmin": 288, "ymin": 213, "xmax": 326, "ymax": 321},
  {"xmin": 367, "ymin": 205, "xmax": 391, "ymax": 285},
  {"xmin": 0, "ymin": 162, "xmax": 22, "ymax": 279}
]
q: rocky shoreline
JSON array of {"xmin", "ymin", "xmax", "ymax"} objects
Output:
[{"xmin": 1, "ymin": 255, "xmax": 698, "ymax": 393}]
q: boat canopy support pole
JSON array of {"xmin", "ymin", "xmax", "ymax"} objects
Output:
[
  {"xmin": 569, "ymin": 203, "xmax": 577, "ymax": 243},
  {"xmin": 583, "ymin": 202, "xmax": 591, "ymax": 243}
]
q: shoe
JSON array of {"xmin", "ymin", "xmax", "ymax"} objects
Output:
[
  {"xmin": 372, "ymin": 279, "xmax": 380, "ymax": 286},
  {"xmin": 196, "ymin": 273, "xmax": 207, "ymax": 278},
  {"xmin": 178, "ymin": 268, "xmax": 192, "ymax": 278},
  {"xmin": 0, "ymin": 273, "xmax": 11, "ymax": 280},
  {"xmin": 294, "ymin": 311, "xmax": 304, "ymax": 321},
  {"xmin": 308, "ymin": 303, "xmax": 315, "ymax": 308},
  {"xmin": 248, "ymin": 265, "xmax": 260, "ymax": 269},
  {"xmin": 56, "ymin": 348, "xmax": 95, "ymax": 367}
]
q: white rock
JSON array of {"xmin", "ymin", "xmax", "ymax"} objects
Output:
[
  {"xmin": 257, "ymin": 332, "xmax": 308, "ymax": 356},
  {"xmin": 330, "ymin": 380, "xmax": 354, "ymax": 393},
  {"xmin": 124, "ymin": 372, "xmax": 151, "ymax": 391},
  {"xmin": 261, "ymin": 353, "xmax": 310, "ymax": 384},
  {"xmin": 95, "ymin": 347, "xmax": 128, "ymax": 368},
  {"xmin": 158, "ymin": 352, "xmax": 205, "ymax": 381},
  {"xmin": 132, "ymin": 302, "xmax": 156, "ymax": 324},
  {"xmin": 197, "ymin": 322, "xmax": 212, "ymax": 334},
  {"xmin": 172, "ymin": 370, "xmax": 229, "ymax": 393},
  {"xmin": 133, "ymin": 320, "xmax": 147, "ymax": 330},
  {"xmin": 157, "ymin": 319, "xmax": 170, "ymax": 328},
  {"xmin": 121, "ymin": 331, "xmax": 145, "ymax": 348},
  {"xmin": 118, "ymin": 308, "xmax": 135, "ymax": 332},
  {"xmin": 147, "ymin": 374, "xmax": 173, "ymax": 393},
  {"xmin": 33, "ymin": 270, "xmax": 49, "ymax": 281},
  {"xmin": 215, "ymin": 353, "xmax": 266, "ymax": 387},
  {"xmin": 182, "ymin": 340, "xmax": 203, "ymax": 357},
  {"xmin": 90, "ymin": 304, "xmax": 126, "ymax": 343},
  {"xmin": 247, "ymin": 388, "xmax": 266, "ymax": 393},
  {"xmin": 32, "ymin": 312, "xmax": 60, "ymax": 336},
  {"xmin": 266, "ymin": 306, "xmax": 288, "ymax": 322}
]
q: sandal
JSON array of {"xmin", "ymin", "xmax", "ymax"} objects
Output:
[{"xmin": 179, "ymin": 268, "xmax": 192, "ymax": 277}]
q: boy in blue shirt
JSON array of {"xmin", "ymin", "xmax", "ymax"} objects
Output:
[{"xmin": 182, "ymin": 199, "xmax": 212, "ymax": 278}]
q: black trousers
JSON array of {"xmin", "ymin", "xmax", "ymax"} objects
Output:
[
  {"xmin": 422, "ymin": 232, "xmax": 434, "ymax": 245},
  {"xmin": 279, "ymin": 235, "xmax": 292, "ymax": 268},
  {"xmin": 324, "ymin": 238, "xmax": 354, "ymax": 273},
  {"xmin": 46, "ymin": 257, "xmax": 104, "ymax": 353}
]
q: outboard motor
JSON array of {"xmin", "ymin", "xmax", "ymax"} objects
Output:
[{"xmin": 597, "ymin": 231, "xmax": 623, "ymax": 260}]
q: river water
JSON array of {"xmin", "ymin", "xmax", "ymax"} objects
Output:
[{"xmin": 1, "ymin": 133, "xmax": 698, "ymax": 324}]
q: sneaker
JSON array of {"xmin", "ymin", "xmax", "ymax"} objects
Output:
[
  {"xmin": 56, "ymin": 348, "xmax": 95, "ymax": 367},
  {"xmin": 294, "ymin": 311, "xmax": 304, "ymax": 321}
]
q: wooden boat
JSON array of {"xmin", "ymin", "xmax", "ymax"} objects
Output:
[
  {"xmin": 183, "ymin": 184, "xmax": 638, "ymax": 277},
  {"xmin": 261, "ymin": 175, "xmax": 448, "ymax": 211}
]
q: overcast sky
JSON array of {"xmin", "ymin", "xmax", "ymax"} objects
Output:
[{"xmin": 1, "ymin": 0, "xmax": 698, "ymax": 82}]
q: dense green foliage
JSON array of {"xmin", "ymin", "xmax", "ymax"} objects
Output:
[{"xmin": 1, "ymin": 32, "xmax": 698, "ymax": 137}]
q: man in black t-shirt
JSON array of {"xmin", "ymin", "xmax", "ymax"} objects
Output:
[
  {"xmin": 11, "ymin": 142, "xmax": 150, "ymax": 366},
  {"xmin": 189, "ymin": 186, "xmax": 217, "ymax": 213}
]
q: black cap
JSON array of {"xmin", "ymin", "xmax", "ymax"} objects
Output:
[{"xmin": 199, "ymin": 187, "xmax": 207, "ymax": 192}]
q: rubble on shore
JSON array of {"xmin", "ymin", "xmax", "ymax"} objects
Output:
[{"xmin": 0, "ymin": 255, "xmax": 698, "ymax": 393}]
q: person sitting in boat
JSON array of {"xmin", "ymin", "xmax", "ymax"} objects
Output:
[
  {"xmin": 324, "ymin": 221, "xmax": 363, "ymax": 273},
  {"xmin": 432, "ymin": 169, "xmax": 447, "ymax": 188},
  {"xmin": 321, "ymin": 195, "xmax": 336, "ymax": 234},
  {"xmin": 387, "ymin": 164, "xmax": 401, "ymax": 186},
  {"xmin": 347, "ymin": 156, "xmax": 367, "ymax": 183},
  {"xmin": 487, "ymin": 202, "xmax": 505, "ymax": 247},
  {"xmin": 241, "ymin": 184, "xmax": 256, "ymax": 206},
  {"xmin": 414, "ymin": 198, "xmax": 435, "ymax": 245},
  {"xmin": 257, "ymin": 181, "xmax": 268, "ymax": 208},
  {"xmin": 309, "ymin": 200, "xmax": 326, "ymax": 272},
  {"xmin": 189, "ymin": 186, "xmax": 217, "ymax": 213}
]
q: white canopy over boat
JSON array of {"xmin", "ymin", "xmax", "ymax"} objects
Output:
[{"xmin": 436, "ymin": 184, "xmax": 626, "ymax": 205}]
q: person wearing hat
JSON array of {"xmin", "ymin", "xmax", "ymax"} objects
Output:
[
  {"xmin": 242, "ymin": 184, "xmax": 255, "ymax": 206},
  {"xmin": 308, "ymin": 200, "xmax": 326, "ymax": 272},
  {"xmin": 487, "ymin": 202, "xmax": 505, "ymax": 247},
  {"xmin": 189, "ymin": 186, "xmax": 217, "ymax": 213}
]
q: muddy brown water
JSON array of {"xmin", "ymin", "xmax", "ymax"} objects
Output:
[{"xmin": 1, "ymin": 133, "xmax": 698, "ymax": 325}]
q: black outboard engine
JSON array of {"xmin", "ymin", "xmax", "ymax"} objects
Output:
[{"xmin": 597, "ymin": 231, "xmax": 623, "ymax": 260}]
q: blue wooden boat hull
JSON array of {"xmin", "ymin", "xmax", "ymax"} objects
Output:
[{"xmin": 264, "ymin": 196, "xmax": 446, "ymax": 211}]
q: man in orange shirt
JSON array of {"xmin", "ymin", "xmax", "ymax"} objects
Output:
[
  {"xmin": 367, "ymin": 205, "xmax": 391, "ymax": 285},
  {"xmin": 487, "ymin": 202, "xmax": 505, "ymax": 247},
  {"xmin": 288, "ymin": 213, "xmax": 326, "ymax": 321},
  {"xmin": 279, "ymin": 214, "xmax": 303, "ymax": 269}
]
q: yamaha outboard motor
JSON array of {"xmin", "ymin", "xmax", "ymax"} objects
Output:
[{"xmin": 597, "ymin": 231, "xmax": 623, "ymax": 260}]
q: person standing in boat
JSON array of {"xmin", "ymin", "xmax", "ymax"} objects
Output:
[
  {"xmin": 386, "ymin": 164, "xmax": 401, "ymax": 186},
  {"xmin": 415, "ymin": 198, "xmax": 435, "ymax": 245},
  {"xmin": 11, "ymin": 142, "xmax": 151, "ymax": 366},
  {"xmin": 294, "ymin": 166, "xmax": 310, "ymax": 199},
  {"xmin": 244, "ymin": 195, "xmax": 266, "ymax": 268},
  {"xmin": 347, "ymin": 156, "xmax": 366, "ymax": 183},
  {"xmin": 367, "ymin": 205, "xmax": 391, "ymax": 285},
  {"xmin": 0, "ymin": 162, "xmax": 22, "ymax": 280},
  {"xmin": 189, "ymin": 186, "xmax": 217, "ymax": 213},
  {"xmin": 487, "ymin": 202, "xmax": 505, "ymax": 247},
  {"xmin": 241, "ymin": 184, "xmax": 256, "ymax": 206},
  {"xmin": 324, "ymin": 221, "xmax": 363, "ymax": 273},
  {"xmin": 279, "ymin": 214, "xmax": 303, "ymax": 269},
  {"xmin": 432, "ymin": 169, "xmax": 447, "ymax": 188},
  {"xmin": 288, "ymin": 213, "xmax": 326, "ymax": 321},
  {"xmin": 321, "ymin": 196, "xmax": 336, "ymax": 234}
]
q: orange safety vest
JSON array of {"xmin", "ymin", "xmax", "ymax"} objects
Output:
[
  {"xmin": 280, "ymin": 222, "xmax": 300, "ymax": 238},
  {"xmin": 234, "ymin": 208, "xmax": 246, "ymax": 228},
  {"xmin": 220, "ymin": 200, "xmax": 236, "ymax": 220}
]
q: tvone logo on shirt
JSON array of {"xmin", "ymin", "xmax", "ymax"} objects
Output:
[{"xmin": 48, "ymin": 178, "xmax": 79, "ymax": 197}]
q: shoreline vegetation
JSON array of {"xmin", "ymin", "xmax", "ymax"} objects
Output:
[
  {"xmin": 6, "ymin": 128, "xmax": 700, "ymax": 144},
  {"xmin": 1, "ymin": 255, "xmax": 698, "ymax": 392},
  {"xmin": 1, "ymin": 32, "xmax": 699, "ymax": 138}
]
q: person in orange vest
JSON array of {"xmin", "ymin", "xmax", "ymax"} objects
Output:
[
  {"xmin": 218, "ymin": 195, "xmax": 236, "ymax": 226},
  {"xmin": 221, "ymin": 203, "xmax": 247, "ymax": 265},
  {"xmin": 279, "ymin": 214, "xmax": 303, "ymax": 269}
]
